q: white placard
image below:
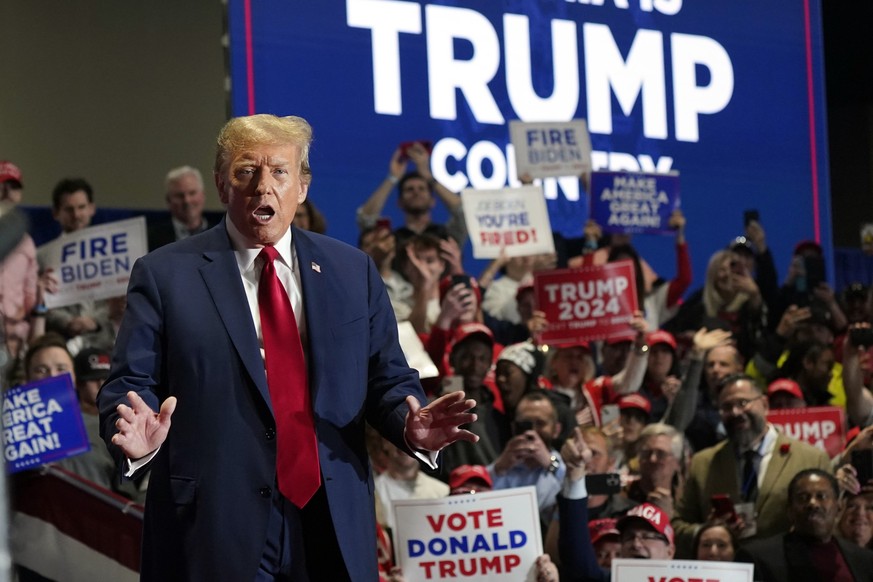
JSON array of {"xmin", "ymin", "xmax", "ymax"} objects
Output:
[
  {"xmin": 461, "ymin": 185, "xmax": 555, "ymax": 259},
  {"xmin": 39, "ymin": 217, "xmax": 147, "ymax": 309},
  {"xmin": 397, "ymin": 321, "xmax": 439, "ymax": 379},
  {"xmin": 510, "ymin": 120, "xmax": 592, "ymax": 179},
  {"xmin": 611, "ymin": 559, "xmax": 753, "ymax": 582},
  {"xmin": 393, "ymin": 487, "xmax": 542, "ymax": 582}
]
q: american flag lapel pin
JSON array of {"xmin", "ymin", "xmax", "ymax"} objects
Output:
[{"xmin": 311, "ymin": 261, "xmax": 321, "ymax": 273}]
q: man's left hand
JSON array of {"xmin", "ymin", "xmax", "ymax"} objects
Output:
[{"xmin": 405, "ymin": 391, "xmax": 479, "ymax": 452}]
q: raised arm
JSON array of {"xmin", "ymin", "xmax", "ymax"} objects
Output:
[{"xmin": 357, "ymin": 148, "xmax": 407, "ymax": 227}]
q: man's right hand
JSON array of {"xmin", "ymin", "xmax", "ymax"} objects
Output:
[
  {"xmin": 111, "ymin": 391, "xmax": 176, "ymax": 460},
  {"xmin": 560, "ymin": 427, "xmax": 592, "ymax": 483}
]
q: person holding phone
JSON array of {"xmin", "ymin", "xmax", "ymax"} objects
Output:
[
  {"xmin": 356, "ymin": 141, "xmax": 467, "ymax": 249},
  {"xmin": 673, "ymin": 374, "xmax": 831, "ymax": 558},
  {"xmin": 489, "ymin": 391, "xmax": 566, "ymax": 526},
  {"xmin": 554, "ymin": 427, "xmax": 677, "ymax": 582}
]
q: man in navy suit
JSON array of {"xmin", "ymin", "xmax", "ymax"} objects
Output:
[{"xmin": 98, "ymin": 114, "xmax": 478, "ymax": 581}]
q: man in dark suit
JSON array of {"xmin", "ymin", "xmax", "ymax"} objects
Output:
[
  {"xmin": 147, "ymin": 165, "xmax": 211, "ymax": 251},
  {"xmin": 736, "ymin": 468, "xmax": 873, "ymax": 581},
  {"xmin": 98, "ymin": 114, "xmax": 478, "ymax": 581}
]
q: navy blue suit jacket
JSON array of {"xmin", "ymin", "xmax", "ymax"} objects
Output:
[{"xmin": 99, "ymin": 220, "xmax": 425, "ymax": 581}]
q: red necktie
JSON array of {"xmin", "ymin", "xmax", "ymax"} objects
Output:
[{"xmin": 258, "ymin": 245, "xmax": 320, "ymax": 508}]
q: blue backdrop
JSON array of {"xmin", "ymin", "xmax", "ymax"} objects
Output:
[{"xmin": 226, "ymin": 0, "xmax": 831, "ymax": 293}]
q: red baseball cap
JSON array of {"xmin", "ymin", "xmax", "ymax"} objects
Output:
[
  {"xmin": 588, "ymin": 518, "xmax": 620, "ymax": 545},
  {"xmin": 554, "ymin": 341, "xmax": 591, "ymax": 352},
  {"xmin": 452, "ymin": 322, "xmax": 494, "ymax": 347},
  {"xmin": 448, "ymin": 464, "xmax": 493, "ymax": 490},
  {"xmin": 794, "ymin": 240, "xmax": 823, "ymax": 256},
  {"xmin": 618, "ymin": 394, "xmax": 651, "ymax": 416},
  {"xmin": 515, "ymin": 282, "xmax": 535, "ymax": 300},
  {"xmin": 617, "ymin": 503, "xmax": 674, "ymax": 545},
  {"xmin": 767, "ymin": 378, "xmax": 804, "ymax": 401},
  {"xmin": 0, "ymin": 161, "xmax": 22, "ymax": 185},
  {"xmin": 646, "ymin": 330, "xmax": 677, "ymax": 350}
]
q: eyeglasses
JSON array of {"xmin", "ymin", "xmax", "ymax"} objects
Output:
[
  {"xmin": 718, "ymin": 396, "xmax": 764, "ymax": 415},
  {"xmin": 620, "ymin": 530, "xmax": 668, "ymax": 544},
  {"xmin": 639, "ymin": 449, "xmax": 674, "ymax": 462}
]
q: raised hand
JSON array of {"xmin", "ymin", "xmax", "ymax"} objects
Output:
[
  {"xmin": 692, "ymin": 327, "xmax": 734, "ymax": 355},
  {"xmin": 388, "ymin": 148, "xmax": 406, "ymax": 179},
  {"xmin": 111, "ymin": 391, "xmax": 177, "ymax": 460},
  {"xmin": 404, "ymin": 391, "xmax": 479, "ymax": 452},
  {"xmin": 560, "ymin": 426, "xmax": 592, "ymax": 483}
]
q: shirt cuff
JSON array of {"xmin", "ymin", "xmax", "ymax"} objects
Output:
[
  {"xmin": 404, "ymin": 428, "xmax": 439, "ymax": 470},
  {"xmin": 125, "ymin": 447, "xmax": 160, "ymax": 478},
  {"xmin": 561, "ymin": 473, "xmax": 589, "ymax": 500}
]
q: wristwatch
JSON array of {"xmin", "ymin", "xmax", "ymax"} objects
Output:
[
  {"xmin": 547, "ymin": 454, "xmax": 560, "ymax": 474},
  {"xmin": 635, "ymin": 344, "xmax": 649, "ymax": 355}
]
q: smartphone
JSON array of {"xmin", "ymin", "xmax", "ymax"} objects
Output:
[
  {"xmin": 710, "ymin": 494, "xmax": 738, "ymax": 522},
  {"xmin": 513, "ymin": 420, "xmax": 534, "ymax": 437},
  {"xmin": 451, "ymin": 274, "xmax": 473, "ymax": 289},
  {"xmin": 375, "ymin": 217, "xmax": 392, "ymax": 231},
  {"xmin": 586, "ymin": 473, "xmax": 622, "ymax": 495},
  {"xmin": 852, "ymin": 449, "xmax": 873, "ymax": 486},
  {"xmin": 743, "ymin": 209, "xmax": 760, "ymax": 227},
  {"xmin": 804, "ymin": 255, "xmax": 826, "ymax": 290},
  {"xmin": 849, "ymin": 327, "xmax": 873, "ymax": 348},
  {"xmin": 399, "ymin": 140, "xmax": 433, "ymax": 160}
]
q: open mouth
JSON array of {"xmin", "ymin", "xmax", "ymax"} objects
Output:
[{"xmin": 253, "ymin": 205, "xmax": 275, "ymax": 222}]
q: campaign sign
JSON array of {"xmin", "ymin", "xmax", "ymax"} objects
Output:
[
  {"xmin": 509, "ymin": 120, "xmax": 591, "ymax": 180},
  {"xmin": 229, "ymin": 0, "xmax": 833, "ymax": 298},
  {"xmin": 4, "ymin": 374, "xmax": 89, "ymax": 474},
  {"xmin": 590, "ymin": 171, "xmax": 681, "ymax": 236},
  {"xmin": 392, "ymin": 487, "xmax": 542, "ymax": 582},
  {"xmin": 767, "ymin": 406, "xmax": 846, "ymax": 458},
  {"xmin": 612, "ymin": 559, "xmax": 753, "ymax": 582},
  {"xmin": 462, "ymin": 185, "xmax": 556, "ymax": 259},
  {"xmin": 40, "ymin": 217, "xmax": 147, "ymax": 309},
  {"xmin": 535, "ymin": 260, "xmax": 638, "ymax": 346}
]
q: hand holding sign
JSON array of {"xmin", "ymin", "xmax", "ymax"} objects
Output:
[
  {"xmin": 111, "ymin": 391, "xmax": 177, "ymax": 460},
  {"xmin": 405, "ymin": 391, "xmax": 479, "ymax": 452}
]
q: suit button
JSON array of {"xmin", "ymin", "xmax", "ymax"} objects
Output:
[
  {"xmin": 259, "ymin": 487, "xmax": 272, "ymax": 498},
  {"xmin": 265, "ymin": 427, "xmax": 275, "ymax": 440}
]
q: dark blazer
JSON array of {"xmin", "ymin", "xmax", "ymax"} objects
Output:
[
  {"xmin": 736, "ymin": 532, "xmax": 873, "ymax": 582},
  {"xmin": 99, "ymin": 220, "xmax": 425, "ymax": 581}
]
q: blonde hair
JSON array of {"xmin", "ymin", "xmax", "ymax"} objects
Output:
[
  {"xmin": 703, "ymin": 249, "xmax": 747, "ymax": 317},
  {"xmin": 214, "ymin": 114, "xmax": 313, "ymax": 185}
]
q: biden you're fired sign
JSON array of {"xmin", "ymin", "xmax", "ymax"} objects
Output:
[
  {"xmin": 462, "ymin": 185, "xmax": 555, "ymax": 259},
  {"xmin": 392, "ymin": 487, "xmax": 542, "ymax": 582},
  {"xmin": 510, "ymin": 120, "xmax": 592, "ymax": 179},
  {"xmin": 40, "ymin": 217, "xmax": 147, "ymax": 309},
  {"xmin": 590, "ymin": 171, "xmax": 680, "ymax": 235},
  {"xmin": 4, "ymin": 374, "xmax": 89, "ymax": 473}
]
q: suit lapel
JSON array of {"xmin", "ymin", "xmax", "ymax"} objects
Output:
[
  {"xmin": 197, "ymin": 224, "xmax": 271, "ymax": 410},
  {"xmin": 292, "ymin": 228, "xmax": 326, "ymax": 399},
  {"xmin": 758, "ymin": 433, "xmax": 791, "ymax": 512}
]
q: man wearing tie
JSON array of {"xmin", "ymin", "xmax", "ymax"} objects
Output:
[{"xmin": 99, "ymin": 114, "xmax": 478, "ymax": 581}]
